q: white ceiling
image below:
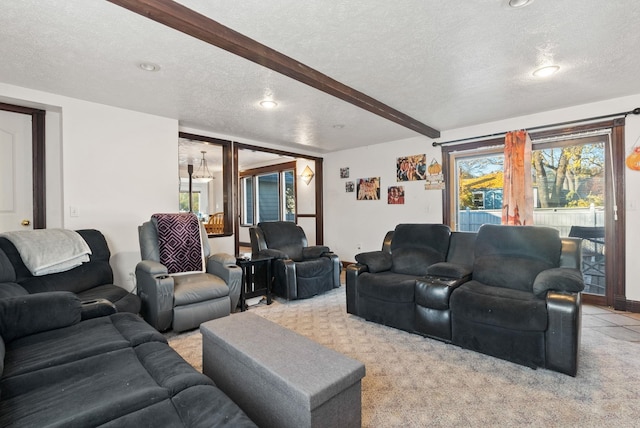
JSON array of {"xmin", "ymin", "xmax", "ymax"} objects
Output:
[{"xmin": 2, "ymin": 0, "xmax": 640, "ymax": 155}]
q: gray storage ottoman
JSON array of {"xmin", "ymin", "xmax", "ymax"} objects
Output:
[{"xmin": 201, "ymin": 312, "xmax": 366, "ymax": 428}]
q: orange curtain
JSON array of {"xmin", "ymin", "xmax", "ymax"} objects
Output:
[{"xmin": 502, "ymin": 130, "xmax": 533, "ymax": 225}]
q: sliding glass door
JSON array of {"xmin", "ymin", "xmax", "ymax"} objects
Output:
[{"xmin": 449, "ymin": 133, "xmax": 609, "ymax": 298}]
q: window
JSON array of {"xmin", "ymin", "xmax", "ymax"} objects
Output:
[
  {"xmin": 450, "ymin": 138, "xmax": 605, "ymax": 233},
  {"xmin": 179, "ymin": 191, "xmax": 200, "ymax": 213},
  {"xmin": 240, "ymin": 161, "xmax": 297, "ymax": 225}
]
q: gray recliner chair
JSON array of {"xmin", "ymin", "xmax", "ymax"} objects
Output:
[
  {"xmin": 136, "ymin": 213, "xmax": 241, "ymax": 332},
  {"xmin": 249, "ymin": 221, "xmax": 341, "ymax": 300}
]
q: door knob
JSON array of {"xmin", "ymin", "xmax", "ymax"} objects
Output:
[{"xmin": 21, "ymin": 219, "xmax": 30, "ymax": 226}]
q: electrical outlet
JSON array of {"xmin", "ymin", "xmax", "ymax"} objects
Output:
[
  {"xmin": 356, "ymin": 243, "xmax": 362, "ymax": 250},
  {"xmin": 69, "ymin": 206, "xmax": 79, "ymax": 217}
]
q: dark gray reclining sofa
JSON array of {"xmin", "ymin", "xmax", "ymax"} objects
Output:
[
  {"xmin": 0, "ymin": 232, "xmax": 256, "ymax": 426},
  {"xmin": 0, "ymin": 229, "xmax": 140, "ymax": 314},
  {"xmin": 0, "ymin": 292, "xmax": 256, "ymax": 426},
  {"xmin": 346, "ymin": 223, "xmax": 584, "ymax": 376}
]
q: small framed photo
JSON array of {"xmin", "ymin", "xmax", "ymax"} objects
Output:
[
  {"xmin": 345, "ymin": 181, "xmax": 355, "ymax": 192},
  {"xmin": 340, "ymin": 167, "xmax": 350, "ymax": 178},
  {"xmin": 357, "ymin": 177, "xmax": 380, "ymax": 200},
  {"xmin": 388, "ymin": 186, "xmax": 405, "ymax": 204}
]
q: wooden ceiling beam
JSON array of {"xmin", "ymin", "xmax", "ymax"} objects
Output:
[{"xmin": 107, "ymin": 0, "xmax": 440, "ymax": 138}]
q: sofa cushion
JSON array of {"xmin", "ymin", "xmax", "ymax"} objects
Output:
[
  {"xmin": 389, "ymin": 224, "xmax": 450, "ymax": 276},
  {"xmin": 355, "ymin": 251, "xmax": 392, "ymax": 273},
  {"xmin": 392, "ymin": 247, "xmax": 444, "ymax": 276},
  {"xmin": 0, "ymin": 348, "xmax": 170, "ymax": 427},
  {"xmin": 0, "ymin": 283, "xmax": 28, "ymax": 300},
  {"xmin": 357, "ymin": 272, "xmax": 416, "ymax": 303},
  {"xmin": 258, "ymin": 221, "xmax": 306, "ymax": 262},
  {"xmin": 0, "ymin": 292, "xmax": 81, "ymax": 343},
  {"xmin": 173, "ymin": 273, "xmax": 230, "ymax": 306},
  {"xmin": 2, "ymin": 313, "xmax": 166, "ymax": 379},
  {"xmin": 472, "ymin": 225, "xmax": 562, "ymax": 292},
  {"xmin": 134, "ymin": 341, "xmax": 214, "ymax": 396},
  {"xmin": 99, "ymin": 385, "xmax": 257, "ymax": 428},
  {"xmin": 0, "ymin": 249, "xmax": 16, "ymax": 283},
  {"xmin": 450, "ymin": 281, "xmax": 548, "ymax": 331},
  {"xmin": 390, "ymin": 224, "xmax": 451, "ymax": 255}
]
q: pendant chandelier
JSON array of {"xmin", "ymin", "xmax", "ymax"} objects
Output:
[{"xmin": 193, "ymin": 151, "xmax": 213, "ymax": 183}]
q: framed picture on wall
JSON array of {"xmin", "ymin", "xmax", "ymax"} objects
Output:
[
  {"xmin": 396, "ymin": 154, "xmax": 427, "ymax": 181},
  {"xmin": 345, "ymin": 181, "xmax": 355, "ymax": 192},
  {"xmin": 388, "ymin": 186, "xmax": 405, "ymax": 204},
  {"xmin": 357, "ymin": 177, "xmax": 380, "ymax": 200},
  {"xmin": 340, "ymin": 167, "xmax": 350, "ymax": 178}
]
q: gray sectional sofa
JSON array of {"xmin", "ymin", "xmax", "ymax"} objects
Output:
[
  {"xmin": 0, "ymin": 229, "xmax": 257, "ymax": 426},
  {"xmin": 347, "ymin": 223, "xmax": 585, "ymax": 376},
  {"xmin": 0, "ymin": 291, "xmax": 256, "ymax": 426}
]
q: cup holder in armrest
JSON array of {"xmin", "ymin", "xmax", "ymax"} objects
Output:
[{"xmin": 81, "ymin": 298, "xmax": 117, "ymax": 320}]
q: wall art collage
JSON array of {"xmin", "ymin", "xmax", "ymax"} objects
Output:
[{"xmin": 340, "ymin": 153, "xmax": 445, "ymax": 204}]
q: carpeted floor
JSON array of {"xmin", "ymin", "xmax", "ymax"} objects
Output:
[{"xmin": 168, "ymin": 286, "xmax": 640, "ymax": 427}]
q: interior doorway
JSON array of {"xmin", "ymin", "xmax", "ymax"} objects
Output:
[{"xmin": 0, "ymin": 102, "xmax": 46, "ymax": 231}]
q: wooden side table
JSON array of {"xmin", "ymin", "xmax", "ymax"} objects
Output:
[{"xmin": 235, "ymin": 256, "xmax": 273, "ymax": 311}]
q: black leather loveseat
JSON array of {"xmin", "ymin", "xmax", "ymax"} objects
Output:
[
  {"xmin": 0, "ymin": 291, "xmax": 256, "ymax": 426},
  {"xmin": 0, "ymin": 229, "xmax": 140, "ymax": 314},
  {"xmin": 347, "ymin": 223, "xmax": 584, "ymax": 376}
]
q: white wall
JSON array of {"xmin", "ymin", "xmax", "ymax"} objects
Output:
[
  {"xmin": 324, "ymin": 94, "xmax": 640, "ymax": 301},
  {"xmin": 324, "ymin": 137, "xmax": 444, "ymax": 261},
  {"xmin": 4, "ymin": 82, "xmax": 639, "ymax": 302},
  {"xmin": 0, "ymin": 83, "xmax": 178, "ymax": 291}
]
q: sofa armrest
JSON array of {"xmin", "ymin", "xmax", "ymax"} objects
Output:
[
  {"xmin": 206, "ymin": 253, "xmax": 243, "ymax": 312},
  {"xmin": 426, "ymin": 262, "xmax": 472, "ymax": 280},
  {"xmin": 0, "ymin": 292, "xmax": 82, "ymax": 343},
  {"xmin": 81, "ymin": 298, "xmax": 117, "ymax": 320},
  {"xmin": 257, "ymin": 249, "xmax": 289, "ymax": 260},
  {"xmin": 415, "ymin": 275, "xmax": 469, "ymax": 310},
  {"xmin": 136, "ymin": 259, "xmax": 168, "ymax": 276},
  {"xmin": 274, "ymin": 258, "xmax": 298, "ymax": 300},
  {"xmin": 345, "ymin": 263, "xmax": 368, "ymax": 315},
  {"xmin": 302, "ymin": 245, "xmax": 330, "ymax": 259},
  {"xmin": 135, "ymin": 261, "xmax": 174, "ymax": 331},
  {"xmin": 325, "ymin": 252, "xmax": 342, "ymax": 289},
  {"xmin": 545, "ymin": 291, "xmax": 582, "ymax": 376},
  {"xmin": 354, "ymin": 251, "xmax": 392, "ymax": 273},
  {"xmin": 533, "ymin": 267, "xmax": 585, "ymax": 298}
]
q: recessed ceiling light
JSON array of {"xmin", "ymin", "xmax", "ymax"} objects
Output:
[
  {"xmin": 509, "ymin": 0, "xmax": 534, "ymax": 8},
  {"xmin": 138, "ymin": 62, "xmax": 160, "ymax": 72},
  {"xmin": 532, "ymin": 65, "xmax": 560, "ymax": 77},
  {"xmin": 260, "ymin": 100, "xmax": 278, "ymax": 109}
]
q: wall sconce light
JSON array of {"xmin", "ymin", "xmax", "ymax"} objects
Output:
[{"xmin": 300, "ymin": 165, "xmax": 315, "ymax": 185}]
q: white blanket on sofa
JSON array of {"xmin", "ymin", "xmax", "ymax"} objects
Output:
[{"xmin": 0, "ymin": 229, "xmax": 92, "ymax": 276}]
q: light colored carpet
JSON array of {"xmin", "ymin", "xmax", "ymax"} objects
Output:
[{"xmin": 168, "ymin": 287, "xmax": 640, "ymax": 427}]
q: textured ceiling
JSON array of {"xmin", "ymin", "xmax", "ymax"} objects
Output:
[{"xmin": 2, "ymin": 0, "xmax": 640, "ymax": 156}]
